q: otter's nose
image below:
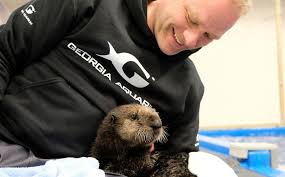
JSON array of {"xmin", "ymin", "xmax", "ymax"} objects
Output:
[{"xmin": 150, "ymin": 119, "xmax": 162, "ymax": 130}]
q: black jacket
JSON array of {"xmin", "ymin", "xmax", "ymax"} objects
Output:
[{"xmin": 0, "ymin": 0, "xmax": 204, "ymax": 158}]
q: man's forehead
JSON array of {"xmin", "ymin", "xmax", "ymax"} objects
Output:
[
  {"xmin": 186, "ymin": 0, "xmax": 239, "ymax": 38},
  {"xmin": 186, "ymin": 3, "xmax": 220, "ymax": 39}
]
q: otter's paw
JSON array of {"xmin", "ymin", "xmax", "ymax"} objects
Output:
[
  {"xmin": 105, "ymin": 165, "xmax": 137, "ymax": 177},
  {"xmin": 149, "ymin": 152, "xmax": 197, "ymax": 177}
]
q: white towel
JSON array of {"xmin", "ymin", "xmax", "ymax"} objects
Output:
[
  {"xmin": 0, "ymin": 157, "xmax": 105, "ymax": 177},
  {"xmin": 188, "ymin": 151, "xmax": 238, "ymax": 177}
]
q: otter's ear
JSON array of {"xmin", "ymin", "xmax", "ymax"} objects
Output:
[{"xmin": 111, "ymin": 114, "xmax": 117, "ymax": 124}]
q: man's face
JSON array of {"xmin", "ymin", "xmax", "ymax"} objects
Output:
[{"xmin": 147, "ymin": 0, "xmax": 241, "ymax": 55}]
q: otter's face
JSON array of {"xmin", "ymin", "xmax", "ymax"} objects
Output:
[{"xmin": 112, "ymin": 104, "xmax": 167, "ymax": 147}]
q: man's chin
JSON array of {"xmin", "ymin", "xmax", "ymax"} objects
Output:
[{"xmin": 159, "ymin": 46, "xmax": 180, "ymax": 56}]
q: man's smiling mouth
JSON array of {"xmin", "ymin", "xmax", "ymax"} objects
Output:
[{"xmin": 173, "ymin": 28, "xmax": 183, "ymax": 46}]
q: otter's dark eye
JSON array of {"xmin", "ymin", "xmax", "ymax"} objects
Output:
[
  {"xmin": 111, "ymin": 114, "xmax": 117, "ymax": 124},
  {"xmin": 130, "ymin": 113, "xmax": 138, "ymax": 120}
]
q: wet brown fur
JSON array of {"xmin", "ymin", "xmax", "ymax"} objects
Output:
[
  {"xmin": 91, "ymin": 104, "xmax": 165, "ymax": 177},
  {"xmin": 91, "ymin": 104, "xmax": 197, "ymax": 177}
]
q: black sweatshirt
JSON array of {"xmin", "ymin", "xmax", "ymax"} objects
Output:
[{"xmin": 0, "ymin": 0, "xmax": 204, "ymax": 158}]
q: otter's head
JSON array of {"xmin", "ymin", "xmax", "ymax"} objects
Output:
[{"xmin": 108, "ymin": 104, "xmax": 167, "ymax": 147}]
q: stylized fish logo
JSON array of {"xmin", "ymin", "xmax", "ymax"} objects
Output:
[{"xmin": 96, "ymin": 42, "xmax": 155, "ymax": 88}]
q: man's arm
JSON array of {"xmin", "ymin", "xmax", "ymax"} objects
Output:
[
  {"xmin": 150, "ymin": 60, "xmax": 204, "ymax": 177},
  {"xmin": 0, "ymin": 0, "xmax": 94, "ymax": 100},
  {"xmin": 163, "ymin": 60, "xmax": 204, "ymax": 153}
]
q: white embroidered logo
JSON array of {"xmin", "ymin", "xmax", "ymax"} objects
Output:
[
  {"xmin": 21, "ymin": 4, "xmax": 36, "ymax": 25},
  {"xmin": 25, "ymin": 5, "xmax": 36, "ymax": 14},
  {"xmin": 96, "ymin": 42, "xmax": 155, "ymax": 88}
]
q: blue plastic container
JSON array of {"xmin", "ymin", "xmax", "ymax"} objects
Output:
[{"xmin": 199, "ymin": 127, "xmax": 285, "ymax": 177}]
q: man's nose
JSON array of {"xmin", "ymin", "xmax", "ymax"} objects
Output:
[{"xmin": 183, "ymin": 29, "xmax": 200, "ymax": 49}]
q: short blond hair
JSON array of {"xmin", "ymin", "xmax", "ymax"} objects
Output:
[
  {"xmin": 232, "ymin": 0, "xmax": 251, "ymax": 15},
  {"xmin": 148, "ymin": 0, "xmax": 250, "ymax": 15}
]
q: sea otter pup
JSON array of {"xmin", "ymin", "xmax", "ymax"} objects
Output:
[{"xmin": 91, "ymin": 104, "xmax": 167, "ymax": 177}]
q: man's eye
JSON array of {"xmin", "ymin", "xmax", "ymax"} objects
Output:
[
  {"xmin": 186, "ymin": 9, "xmax": 198, "ymax": 26},
  {"xmin": 186, "ymin": 16, "xmax": 198, "ymax": 26},
  {"xmin": 190, "ymin": 19, "xmax": 198, "ymax": 26}
]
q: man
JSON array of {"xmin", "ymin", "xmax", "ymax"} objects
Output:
[
  {"xmin": 0, "ymin": 0, "xmax": 248, "ymax": 175},
  {"xmin": 147, "ymin": 0, "xmax": 247, "ymax": 55}
]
